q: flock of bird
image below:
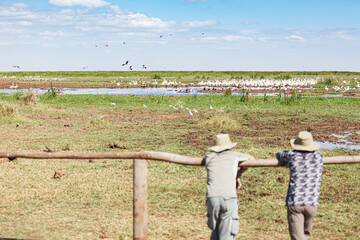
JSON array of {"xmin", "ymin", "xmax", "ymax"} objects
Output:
[
  {"xmin": 109, "ymin": 77, "xmax": 360, "ymax": 94},
  {"xmin": 86, "ymin": 33, "xmax": 179, "ymax": 71},
  {"xmin": 10, "ymin": 32, "xmax": 211, "ymax": 71}
]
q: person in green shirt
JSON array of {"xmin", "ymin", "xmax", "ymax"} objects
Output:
[{"xmin": 203, "ymin": 134, "xmax": 254, "ymax": 240}]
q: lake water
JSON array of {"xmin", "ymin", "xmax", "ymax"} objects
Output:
[{"xmin": 0, "ymin": 87, "xmax": 349, "ymax": 97}]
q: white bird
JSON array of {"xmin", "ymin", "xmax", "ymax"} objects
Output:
[
  {"xmin": 10, "ymin": 83, "xmax": 18, "ymax": 89},
  {"xmin": 169, "ymin": 105, "xmax": 173, "ymax": 107},
  {"xmin": 143, "ymin": 104, "xmax": 147, "ymax": 108},
  {"xmin": 193, "ymin": 109, "xmax": 198, "ymax": 113},
  {"xmin": 189, "ymin": 110, "xmax": 193, "ymax": 116},
  {"xmin": 110, "ymin": 103, "xmax": 116, "ymax": 106},
  {"xmin": 173, "ymin": 107, "xmax": 178, "ymax": 110},
  {"xmin": 210, "ymin": 105, "xmax": 213, "ymax": 109}
]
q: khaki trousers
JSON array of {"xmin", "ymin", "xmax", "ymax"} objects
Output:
[
  {"xmin": 207, "ymin": 197, "xmax": 239, "ymax": 240},
  {"xmin": 287, "ymin": 205, "xmax": 318, "ymax": 240}
]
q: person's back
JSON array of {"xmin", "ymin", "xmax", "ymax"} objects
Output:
[
  {"xmin": 205, "ymin": 150, "xmax": 247, "ymax": 198},
  {"xmin": 276, "ymin": 131, "xmax": 323, "ymax": 240}
]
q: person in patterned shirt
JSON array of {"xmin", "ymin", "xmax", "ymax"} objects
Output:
[{"xmin": 276, "ymin": 131, "xmax": 323, "ymax": 240}]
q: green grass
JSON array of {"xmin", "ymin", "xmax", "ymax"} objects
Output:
[{"xmin": 0, "ymin": 93, "xmax": 359, "ymax": 239}]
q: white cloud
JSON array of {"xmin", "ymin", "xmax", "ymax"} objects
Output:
[
  {"xmin": 243, "ymin": 21, "xmax": 258, "ymax": 26},
  {"xmin": 183, "ymin": 20, "xmax": 217, "ymax": 27},
  {"xmin": 12, "ymin": 3, "xmax": 28, "ymax": 8},
  {"xmin": 39, "ymin": 30, "xmax": 67, "ymax": 37},
  {"xmin": 202, "ymin": 37, "xmax": 218, "ymax": 40},
  {"xmin": 238, "ymin": 29, "xmax": 259, "ymax": 35},
  {"xmin": 49, "ymin": 0, "xmax": 110, "ymax": 8},
  {"xmin": 329, "ymin": 31, "xmax": 357, "ymax": 40},
  {"xmin": 286, "ymin": 35, "xmax": 306, "ymax": 42},
  {"xmin": 17, "ymin": 21, "xmax": 33, "ymax": 26},
  {"xmin": 223, "ymin": 35, "xmax": 253, "ymax": 41}
]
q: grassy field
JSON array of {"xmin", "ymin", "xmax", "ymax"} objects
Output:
[{"xmin": 0, "ymin": 87, "xmax": 359, "ymax": 239}]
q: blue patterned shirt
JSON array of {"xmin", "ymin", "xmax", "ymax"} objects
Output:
[{"xmin": 276, "ymin": 150, "xmax": 323, "ymax": 207}]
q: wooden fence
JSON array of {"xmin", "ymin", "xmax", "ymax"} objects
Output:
[{"xmin": 1, "ymin": 151, "xmax": 359, "ymax": 240}]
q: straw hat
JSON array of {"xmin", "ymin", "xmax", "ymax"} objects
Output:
[
  {"xmin": 208, "ymin": 134, "xmax": 237, "ymax": 152},
  {"xmin": 290, "ymin": 131, "xmax": 320, "ymax": 151}
]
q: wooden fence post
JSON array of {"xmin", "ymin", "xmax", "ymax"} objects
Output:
[{"xmin": 133, "ymin": 159, "xmax": 148, "ymax": 240}]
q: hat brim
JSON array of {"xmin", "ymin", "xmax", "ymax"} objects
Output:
[
  {"xmin": 208, "ymin": 142, "xmax": 237, "ymax": 152},
  {"xmin": 290, "ymin": 139, "xmax": 320, "ymax": 151}
]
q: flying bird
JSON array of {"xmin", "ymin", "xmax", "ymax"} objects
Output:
[
  {"xmin": 83, "ymin": 66, "xmax": 88, "ymax": 70},
  {"xmin": 123, "ymin": 42, "xmax": 126, "ymax": 45},
  {"xmin": 142, "ymin": 65, "xmax": 147, "ymax": 69},
  {"xmin": 12, "ymin": 65, "xmax": 20, "ymax": 69},
  {"xmin": 106, "ymin": 44, "xmax": 109, "ymax": 47},
  {"xmin": 122, "ymin": 60, "xmax": 129, "ymax": 66},
  {"xmin": 160, "ymin": 35, "xmax": 163, "ymax": 38},
  {"xmin": 129, "ymin": 65, "xmax": 133, "ymax": 70}
]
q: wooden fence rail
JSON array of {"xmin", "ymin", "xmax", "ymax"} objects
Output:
[{"xmin": 0, "ymin": 151, "xmax": 359, "ymax": 240}]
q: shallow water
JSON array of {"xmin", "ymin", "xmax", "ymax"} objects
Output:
[
  {"xmin": 0, "ymin": 87, "xmax": 349, "ymax": 97},
  {"xmin": 317, "ymin": 141, "xmax": 360, "ymax": 150},
  {"xmin": 317, "ymin": 131, "xmax": 360, "ymax": 150}
]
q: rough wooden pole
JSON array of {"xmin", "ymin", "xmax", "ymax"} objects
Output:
[{"xmin": 133, "ymin": 159, "xmax": 148, "ymax": 240}]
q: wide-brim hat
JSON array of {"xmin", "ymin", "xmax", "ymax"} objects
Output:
[
  {"xmin": 208, "ymin": 134, "xmax": 237, "ymax": 152},
  {"xmin": 290, "ymin": 131, "xmax": 320, "ymax": 151}
]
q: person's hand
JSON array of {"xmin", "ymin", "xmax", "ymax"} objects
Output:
[{"xmin": 236, "ymin": 177, "xmax": 242, "ymax": 190}]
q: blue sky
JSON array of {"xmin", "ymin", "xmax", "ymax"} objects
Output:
[{"xmin": 1, "ymin": 0, "xmax": 359, "ymax": 72}]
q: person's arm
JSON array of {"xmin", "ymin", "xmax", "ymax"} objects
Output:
[
  {"xmin": 276, "ymin": 151, "xmax": 289, "ymax": 166},
  {"xmin": 236, "ymin": 154, "xmax": 254, "ymax": 190}
]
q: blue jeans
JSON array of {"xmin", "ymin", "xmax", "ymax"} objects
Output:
[{"xmin": 207, "ymin": 197, "xmax": 239, "ymax": 240}]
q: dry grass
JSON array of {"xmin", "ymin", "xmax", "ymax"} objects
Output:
[
  {"xmin": 18, "ymin": 90, "xmax": 39, "ymax": 107},
  {"xmin": 201, "ymin": 114, "xmax": 240, "ymax": 131},
  {"xmin": 0, "ymin": 101, "xmax": 18, "ymax": 116}
]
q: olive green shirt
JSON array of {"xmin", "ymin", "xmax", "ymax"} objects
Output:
[{"xmin": 204, "ymin": 150, "xmax": 248, "ymax": 198}]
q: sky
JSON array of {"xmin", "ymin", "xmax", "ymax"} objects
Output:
[{"xmin": 1, "ymin": 0, "xmax": 360, "ymax": 72}]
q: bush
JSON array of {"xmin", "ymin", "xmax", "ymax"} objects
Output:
[
  {"xmin": 0, "ymin": 102, "xmax": 18, "ymax": 116},
  {"xmin": 202, "ymin": 115, "xmax": 239, "ymax": 131},
  {"xmin": 18, "ymin": 90, "xmax": 39, "ymax": 106}
]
